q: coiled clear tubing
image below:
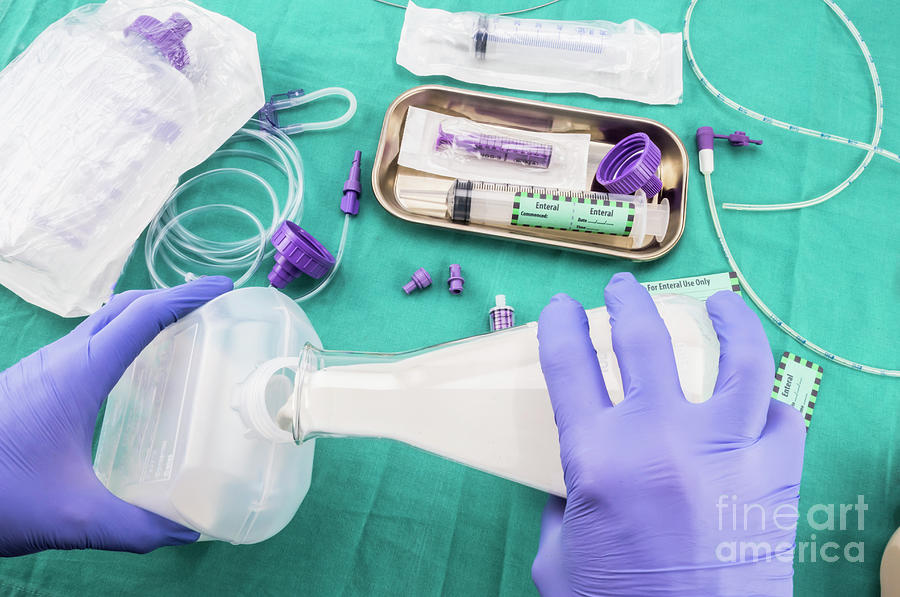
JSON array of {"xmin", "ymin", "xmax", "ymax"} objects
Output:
[
  {"xmin": 685, "ymin": 0, "xmax": 900, "ymax": 212},
  {"xmin": 685, "ymin": 1, "xmax": 898, "ymax": 376},
  {"xmin": 145, "ymin": 90, "xmax": 355, "ymax": 304}
]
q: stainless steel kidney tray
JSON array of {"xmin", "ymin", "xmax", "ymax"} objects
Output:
[{"xmin": 372, "ymin": 85, "xmax": 689, "ymax": 261}]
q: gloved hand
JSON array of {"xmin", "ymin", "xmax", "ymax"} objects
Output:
[
  {"xmin": 533, "ymin": 272, "xmax": 805, "ymax": 597},
  {"xmin": 0, "ymin": 277, "xmax": 233, "ymax": 557}
]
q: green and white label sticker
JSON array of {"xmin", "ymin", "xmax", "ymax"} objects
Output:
[
  {"xmin": 771, "ymin": 352, "xmax": 823, "ymax": 429},
  {"xmin": 510, "ymin": 193, "xmax": 635, "ymax": 236},
  {"xmin": 642, "ymin": 271, "xmax": 741, "ymax": 302}
]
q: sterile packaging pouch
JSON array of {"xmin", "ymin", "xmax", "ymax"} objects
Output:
[
  {"xmin": 397, "ymin": 2, "xmax": 683, "ymax": 105},
  {"xmin": 399, "ymin": 107, "xmax": 591, "ymax": 188},
  {"xmin": 0, "ymin": 0, "xmax": 264, "ymax": 316}
]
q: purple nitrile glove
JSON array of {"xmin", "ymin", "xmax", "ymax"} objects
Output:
[
  {"xmin": 533, "ymin": 272, "xmax": 806, "ymax": 597},
  {"xmin": 0, "ymin": 277, "xmax": 233, "ymax": 557}
]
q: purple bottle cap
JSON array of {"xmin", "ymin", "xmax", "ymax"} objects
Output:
[
  {"xmin": 268, "ymin": 221, "xmax": 336, "ymax": 288},
  {"xmin": 596, "ymin": 132, "xmax": 663, "ymax": 198},
  {"xmin": 124, "ymin": 13, "xmax": 192, "ymax": 71},
  {"xmin": 447, "ymin": 264, "xmax": 464, "ymax": 295},
  {"xmin": 403, "ymin": 268, "xmax": 432, "ymax": 294},
  {"xmin": 341, "ymin": 151, "xmax": 362, "ymax": 215}
]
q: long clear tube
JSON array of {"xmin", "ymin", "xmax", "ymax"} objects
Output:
[
  {"xmin": 684, "ymin": 0, "xmax": 900, "ymax": 212},
  {"xmin": 687, "ymin": 1, "xmax": 899, "ymax": 376},
  {"xmin": 703, "ymin": 173, "xmax": 897, "ymax": 376},
  {"xmin": 145, "ymin": 86, "xmax": 357, "ymax": 302},
  {"xmin": 295, "ymin": 214, "xmax": 350, "ymax": 304},
  {"xmin": 145, "ymin": 120, "xmax": 303, "ymax": 288}
]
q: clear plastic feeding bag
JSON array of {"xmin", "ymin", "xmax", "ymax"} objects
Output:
[{"xmin": 0, "ymin": 0, "xmax": 264, "ymax": 316}]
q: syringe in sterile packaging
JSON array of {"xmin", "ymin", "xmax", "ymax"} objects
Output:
[{"xmin": 398, "ymin": 178, "xmax": 669, "ymax": 245}]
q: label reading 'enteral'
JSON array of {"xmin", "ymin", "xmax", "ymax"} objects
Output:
[{"xmin": 510, "ymin": 193, "xmax": 635, "ymax": 236}]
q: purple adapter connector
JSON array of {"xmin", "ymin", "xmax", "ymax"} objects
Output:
[
  {"xmin": 403, "ymin": 268, "xmax": 432, "ymax": 294},
  {"xmin": 268, "ymin": 221, "xmax": 336, "ymax": 288},
  {"xmin": 696, "ymin": 127, "xmax": 762, "ymax": 175},
  {"xmin": 447, "ymin": 264, "xmax": 464, "ymax": 295},
  {"xmin": 341, "ymin": 151, "xmax": 362, "ymax": 215}
]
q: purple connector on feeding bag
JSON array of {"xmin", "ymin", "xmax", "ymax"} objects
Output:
[
  {"xmin": 596, "ymin": 132, "xmax": 663, "ymax": 198},
  {"xmin": 435, "ymin": 125, "xmax": 552, "ymax": 168},
  {"xmin": 124, "ymin": 13, "xmax": 192, "ymax": 71},
  {"xmin": 258, "ymin": 90, "xmax": 305, "ymax": 132},
  {"xmin": 403, "ymin": 268, "xmax": 432, "ymax": 294},
  {"xmin": 447, "ymin": 264, "xmax": 464, "ymax": 295},
  {"xmin": 341, "ymin": 151, "xmax": 362, "ymax": 215},
  {"xmin": 268, "ymin": 221, "xmax": 336, "ymax": 288}
]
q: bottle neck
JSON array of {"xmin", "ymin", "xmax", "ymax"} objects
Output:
[
  {"xmin": 237, "ymin": 356, "xmax": 297, "ymax": 443},
  {"xmin": 292, "ymin": 344, "xmax": 409, "ymax": 443},
  {"xmin": 290, "ymin": 336, "xmax": 569, "ymax": 497}
]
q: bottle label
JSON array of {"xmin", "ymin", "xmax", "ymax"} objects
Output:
[{"xmin": 510, "ymin": 193, "xmax": 634, "ymax": 236}]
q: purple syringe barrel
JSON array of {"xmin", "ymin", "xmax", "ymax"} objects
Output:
[{"xmin": 435, "ymin": 125, "xmax": 552, "ymax": 169}]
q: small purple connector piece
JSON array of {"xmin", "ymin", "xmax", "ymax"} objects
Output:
[
  {"xmin": 258, "ymin": 90, "xmax": 305, "ymax": 132},
  {"xmin": 124, "ymin": 13, "xmax": 192, "ymax": 71},
  {"xmin": 595, "ymin": 132, "xmax": 663, "ymax": 198},
  {"xmin": 341, "ymin": 151, "xmax": 362, "ymax": 215},
  {"xmin": 403, "ymin": 268, "xmax": 432, "ymax": 294},
  {"xmin": 698, "ymin": 127, "xmax": 763, "ymax": 148},
  {"xmin": 447, "ymin": 264, "xmax": 464, "ymax": 295},
  {"xmin": 489, "ymin": 295, "xmax": 515, "ymax": 331},
  {"xmin": 268, "ymin": 220, "xmax": 336, "ymax": 288},
  {"xmin": 696, "ymin": 127, "xmax": 762, "ymax": 174},
  {"xmin": 435, "ymin": 125, "xmax": 552, "ymax": 169}
]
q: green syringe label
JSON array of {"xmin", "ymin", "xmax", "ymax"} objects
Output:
[{"xmin": 510, "ymin": 193, "xmax": 634, "ymax": 236}]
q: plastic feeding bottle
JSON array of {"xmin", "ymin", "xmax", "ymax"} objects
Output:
[
  {"xmin": 94, "ymin": 288, "xmax": 719, "ymax": 543},
  {"xmin": 93, "ymin": 287, "xmax": 319, "ymax": 544}
]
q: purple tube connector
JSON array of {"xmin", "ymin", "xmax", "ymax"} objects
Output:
[
  {"xmin": 258, "ymin": 89, "xmax": 305, "ymax": 132},
  {"xmin": 341, "ymin": 151, "xmax": 362, "ymax": 215},
  {"xmin": 596, "ymin": 132, "xmax": 663, "ymax": 198},
  {"xmin": 403, "ymin": 268, "xmax": 432, "ymax": 294},
  {"xmin": 697, "ymin": 127, "xmax": 763, "ymax": 149},
  {"xmin": 447, "ymin": 264, "xmax": 464, "ymax": 295},
  {"xmin": 435, "ymin": 125, "xmax": 552, "ymax": 169},
  {"xmin": 696, "ymin": 127, "xmax": 762, "ymax": 174}
]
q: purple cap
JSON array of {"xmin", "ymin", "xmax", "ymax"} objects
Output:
[
  {"xmin": 403, "ymin": 268, "xmax": 432, "ymax": 294},
  {"xmin": 447, "ymin": 264, "xmax": 464, "ymax": 295},
  {"xmin": 489, "ymin": 295, "xmax": 515, "ymax": 331},
  {"xmin": 268, "ymin": 221, "xmax": 336, "ymax": 288},
  {"xmin": 595, "ymin": 132, "xmax": 663, "ymax": 198},
  {"xmin": 341, "ymin": 151, "xmax": 362, "ymax": 216},
  {"xmin": 124, "ymin": 13, "xmax": 192, "ymax": 71}
]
